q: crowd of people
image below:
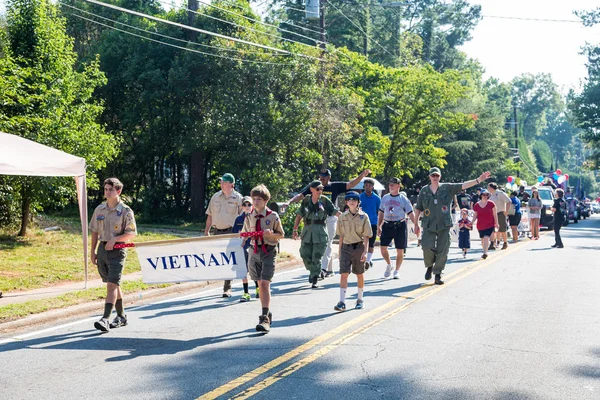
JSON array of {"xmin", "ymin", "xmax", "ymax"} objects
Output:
[{"xmin": 89, "ymin": 168, "xmax": 571, "ymax": 334}]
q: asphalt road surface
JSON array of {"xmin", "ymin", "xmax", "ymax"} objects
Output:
[{"xmin": 1, "ymin": 215, "xmax": 599, "ymax": 400}]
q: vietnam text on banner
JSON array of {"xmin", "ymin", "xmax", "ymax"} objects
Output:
[{"xmin": 135, "ymin": 234, "xmax": 247, "ymax": 284}]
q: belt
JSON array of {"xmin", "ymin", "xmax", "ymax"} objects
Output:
[
  {"xmin": 343, "ymin": 242, "xmax": 363, "ymax": 249},
  {"xmin": 213, "ymin": 227, "xmax": 233, "ymax": 232},
  {"xmin": 305, "ymin": 220, "xmax": 325, "ymax": 225},
  {"xmin": 384, "ymin": 219, "xmax": 405, "ymax": 224}
]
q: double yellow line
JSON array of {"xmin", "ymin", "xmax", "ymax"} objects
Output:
[{"xmin": 199, "ymin": 240, "xmax": 528, "ymax": 399}]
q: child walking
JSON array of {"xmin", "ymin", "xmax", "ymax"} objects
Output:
[
  {"xmin": 334, "ymin": 191, "xmax": 373, "ymax": 311},
  {"xmin": 241, "ymin": 185, "xmax": 284, "ymax": 333},
  {"xmin": 458, "ymin": 208, "xmax": 472, "ymax": 258},
  {"xmin": 232, "ymin": 196, "xmax": 259, "ymax": 302}
]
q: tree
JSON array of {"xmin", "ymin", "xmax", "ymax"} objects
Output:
[{"xmin": 0, "ymin": 0, "xmax": 118, "ymax": 234}]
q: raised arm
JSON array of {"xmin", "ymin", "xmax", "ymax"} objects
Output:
[
  {"xmin": 346, "ymin": 169, "xmax": 371, "ymax": 190},
  {"xmin": 462, "ymin": 171, "xmax": 491, "ymax": 190}
]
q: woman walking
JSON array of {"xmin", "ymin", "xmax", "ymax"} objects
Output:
[
  {"xmin": 471, "ymin": 190, "xmax": 499, "ymax": 259},
  {"xmin": 528, "ymin": 189, "xmax": 542, "ymax": 240}
]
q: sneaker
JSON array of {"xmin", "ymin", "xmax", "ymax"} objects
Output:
[
  {"xmin": 355, "ymin": 299, "xmax": 364, "ymax": 310},
  {"xmin": 384, "ymin": 264, "xmax": 393, "ymax": 278},
  {"xmin": 393, "ymin": 270, "xmax": 400, "ymax": 279},
  {"xmin": 256, "ymin": 315, "xmax": 270, "ymax": 333},
  {"xmin": 222, "ymin": 291, "xmax": 232, "ymax": 298},
  {"xmin": 501, "ymin": 242, "xmax": 508, "ymax": 250},
  {"xmin": 488, "ymin": 244, "xmax": 496, "ymax": 251},
  {"xmin": 434, "ymin": 274, "xmax": 444, "ymax": 285},
  {"xmin": 324, "ymin": 271, "xmax": 335, "ymax": 278},
  {"xmin": 255, "ymin": 287, "xmax": 260, "ymax": 299},
  {"xmin": 94, "ymin": 317, "xmax": 110, "ymax": 332},
  {"xmin": 481, "ymin": 253, "xmax": 488, "ymax": 260},
  {"xmin": 367, "ymin": 261, "xmax": 373, "ymax": 270},
  {"xmin": 334, "ymin": 301, "xmax": 346, "ymax": 312},
  {"xmin": 109, "ymin": 315, "xmax": 127, "ymax": 329},
  {"xmin": 240, "ymin": 293, "xmax": 251, "ymax": 303},
  {"xmin": 425, "ymin": 267, "xmax": 433, "ymax": 281}
]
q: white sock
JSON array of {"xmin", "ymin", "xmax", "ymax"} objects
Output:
[
  {"xmin": 340, "ymin": 288, "xmax": 347, "ymax": 303},
  {"xmin": 366, "ymin": 252, "xmax": 373, "ymax": 262},
  {"xmin": 357, "ymin": 288, "xmax": 364, "ymax": 301}
]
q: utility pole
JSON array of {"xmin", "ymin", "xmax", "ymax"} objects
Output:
[
  {"xmin": 320, "ymin": 0, "xmax": 326, "ymax": 51},
  {"xmin": 187, "ymin": 0, "xmax": 198, "ymax": 41},
  {"xmin": 382, "ymin": 2, "xmax": 410, "ymax": 64}
]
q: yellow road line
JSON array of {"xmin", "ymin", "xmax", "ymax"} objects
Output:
[{"xmin": 198, "ymin": 239, "xmax": 528, "ymax": 400}]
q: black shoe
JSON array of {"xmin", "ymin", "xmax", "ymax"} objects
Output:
[
  {"xmin": 311, "ymin": 276, "xmax": 318, "ymax": 288},
  {"xmin": 488, "ymin": 244, "xmax": 496, "ymax": 251},
  {"xmin": 425, "ymin": 267, "xmax": 433, "ymax": 281},
  {"xmin": 109, "ymin": 315, "xmax": 127, "ymax": 329},
  {"xmin": 324, "ymin": 271, "xmax": 335, "ymax": 278},
  {"xmin": 551, "ymin": 244, "xmax": 558, "ymax": 248},
  {"xmin": 501, "ymin": 242, "xmax": 508, "ymax": 250},
  {"xmin": 481, "ymin": 253, "xmax": 488, "ymax": 260},
  {"xmin": 94, "ymin": 317, "xmax": 110, "ymax": 332},
  {"xmin": 434, "ymin": 274, "xmax": 444, "ymax": 285},
  {"xmin": 256, "ymin": 315, "xmax": 270, "ymax": 333},
  {"xmin": 319, "ymin": 270, "xmax": 326, "ymax": 280},
  {"xmin": 557, "ymin": 245, "xmax": 564, "ymax": 248}
]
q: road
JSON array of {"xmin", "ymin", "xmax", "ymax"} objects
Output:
[{"xmin": 1, "ymin": 216, "xmax": 599, "ymax": 399}]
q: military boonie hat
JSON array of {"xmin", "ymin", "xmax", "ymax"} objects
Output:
[
  {"xmin": 388, "ymin": 177, "xmax": 401, "ymax": 184},
  {"xmin": 309, "ymin": 180, "xmax": 324, "ymax": 189},
  {"xmin": 220, "ymin": 173, "xmax": 235, "ymax": 183},
  {"xmin": 319, "ymin": 169, "xmax": 332, "ymax": 177},
  {"xmin": 429, "ymin": 167, "xmax": 441, "ymax": 176},
  {"xmin": 344, "ymin": 191, "xmax": 360, "ymax": 201}
]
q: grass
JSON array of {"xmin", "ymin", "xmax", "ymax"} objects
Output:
[
  {"xmin": 0, "ymin": 279, "xmax": 170, "ymax": 323},
  {"xmin": 0, "ymin": 217, "xmax": 187, "ymax": 292}
]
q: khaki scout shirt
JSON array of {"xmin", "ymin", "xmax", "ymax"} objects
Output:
[
  {"xmin": 242, "ymin": 208, "xmax": 284, "ymax": 246},
  {"xmin": 297, "ymin": 195, "xmax": 339, "ymax": 243},
  {"xmin": 336, "ymin": 210, "xmax": 372, "ymax": 244},
  {"xmin": 90, "ymin": 201, "xmax": 137, "ymax": 242},
  {"xmin": 489, "ymin": 190, "xmax": 511, "ymax": 213},
  {"xmin": 206, "ymin": 190, "xmax": 243, "ymax": 229},
  {"xmin": 416, "ymin": 183, "xmax": 463, "ymax": 231}
]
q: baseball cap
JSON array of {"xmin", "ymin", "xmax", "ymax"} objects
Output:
[
  {"xmin": 388, "ymin": 177, "xmax": 401, "ymax": 184},
  {"xmin": 480, "ymin": 189, "xmax": 490, "ymax": 196},
  {"xmin": 242, "ymin": 196, "xmax": 252, "ymax": 205},
  {"xmin": 220, "ymin": 173, "xmax": 235, "ymax": 184},
  {"xmin": 344, "ymin": 191, "xmax": 360, "ymax": 201},
  {"xmin": 309, "ymin": 180, "xmax": 324, "ymax": 189},
  {"xmin": 319, "ymin": 169, "xmax": 332, "ymax": 177},
  {"xmin": 429, "ymin": 167, "xmax": 441, "ymax": 176}
]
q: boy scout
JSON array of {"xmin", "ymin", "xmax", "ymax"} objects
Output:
[
  {"xmin": 204, "ymin": 173, "xmax": 243, "ymax": 298},
  {"xmin": 414, "ymin": 168, "xmax": 491, "ymax": 285},
  {"xmin": 334, "ymin": 192, "xmax": 372, "ymax": 311},
  {"xmin": 90, "ymin": 178, "xmax": 137, "ymax": 332},
  {"xmin": 293, "ymin": 181, "xmax": 340, "ymax": 288},
  {"xmin": 241, "ymin": 185, "xmax": 284, "ymax": 333}
]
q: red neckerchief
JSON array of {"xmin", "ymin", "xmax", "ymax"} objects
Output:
[{"xmin": 253, "ymin": 208, "xmax": 272, "ymax": 254}]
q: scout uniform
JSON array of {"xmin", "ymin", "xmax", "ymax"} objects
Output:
[
  {"xmin": 242, "ymin": 208, "xmax": 285, "ymax": 282},
  {"xmin": 416, "ymin": 180, "xmax": 463, "ymax": 276},
  {"xmin": 206, "ymin": 176, "xmax": 243, "ymax": 294},
  {"xmin": 336, "ymin": 207, "xmax": 372, "ymax": 276},
  {"xmin": 90, "ymin": 201, "xmax": 137, "ymax": 285},
  {"xmin": 297, "ymin": 192, "xmax": 339, "ymax": 283}
]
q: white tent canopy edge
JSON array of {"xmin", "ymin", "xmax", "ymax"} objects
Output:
[{"xmin": 0, "ymin": 131, "xmax": 89, "ymax": 287}]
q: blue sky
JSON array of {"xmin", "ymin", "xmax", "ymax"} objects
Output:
[{"xmin": 459, "ymin": 0, "xmax": 600, "ymax": 92}]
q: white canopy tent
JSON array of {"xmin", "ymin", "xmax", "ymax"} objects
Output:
[{"xmin": 0, "ymin": 132, "xmax": 90, "ymax": 287}]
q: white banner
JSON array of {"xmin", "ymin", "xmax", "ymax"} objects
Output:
[
  {"xmin": 518, "ymin": 209, "xmax": 530, "ymax": 233},
  {"xmin": 135, "ymin": 235, "xmax": 247, "ymax": 284}
]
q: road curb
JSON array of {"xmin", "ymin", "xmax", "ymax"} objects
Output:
[{"xmin": 0, "ymin": 258, "xmax": 302, "ymax": 335}]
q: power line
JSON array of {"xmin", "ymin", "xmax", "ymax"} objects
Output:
[
  {"xmin": 327, "ymin": 0, "xmax": 395, "ymax": 58},
  {"xmin": 194, "ymin": 0, "xmax": 326, "ymax": 45},
  {"xmin": 70, "ymin": 13, "xmax": 296, "ymax": 65},
  {"xmin": 61, "ymin": 1, "xmax": 283, "ymax": 56},
  {"xmin": 481, "ymin": 15, "xmax": 581, "ymax": 23},
  {"xmin": 80, "ymin": 0, "xmax": 289, "ymax": 54}
]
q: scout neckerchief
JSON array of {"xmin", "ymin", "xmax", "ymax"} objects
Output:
[{"xmin": 253, "ymin": 208, "xmax": 272, "ymax": 254}]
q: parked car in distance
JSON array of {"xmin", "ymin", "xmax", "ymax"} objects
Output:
[{"xmin": 591, "ymin": 201, "xmax": 600, "ymax": 214}]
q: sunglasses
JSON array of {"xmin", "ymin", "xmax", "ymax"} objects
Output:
[
  {"xmin": 315, "ymin": 188, "xmax": 324, "ymax": 191},
  {"xmin": 242, "ymin": 203, "xmax": 252, "ymax": 207},
  {"xmin": 430, "ymin": 174, "xmax": 440, "ymax": 178}
]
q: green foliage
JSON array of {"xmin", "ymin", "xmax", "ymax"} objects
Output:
[
  {"xmin": 532, "ymin": 140, "xmax": 553, "ymax": 172},
  {"xmin": 0, "ymin": 0, "xmax": 118, "ymax": 231},
  {"xmin": 279, "ymin": 202, "xmax": 303, "ymax": 238}
]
